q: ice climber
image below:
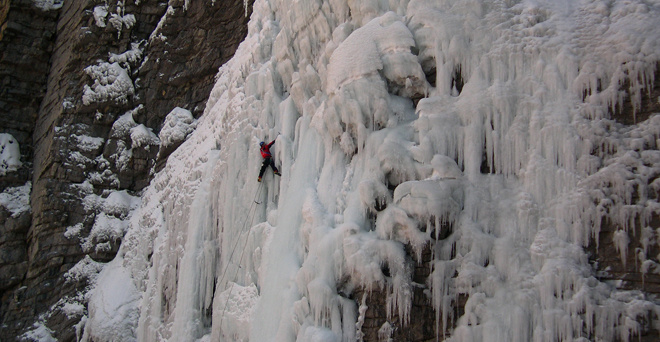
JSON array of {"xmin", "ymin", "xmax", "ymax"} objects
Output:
[{"xmin": 258, "ymin": 138, "xmax": 281, "ymax": 182}]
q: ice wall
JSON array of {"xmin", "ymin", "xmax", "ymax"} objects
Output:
[{"xmin": 83, "ymin": 0, "xmax": 660, "ymax": 341}]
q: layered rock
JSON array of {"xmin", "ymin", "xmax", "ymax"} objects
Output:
[
  {"xmin": 0, "ymin": 0, "xmax": 57, "ymax": 186},
  {"xmin": 0, "ymin": 0, "xmax": 59, "ymax": 338}
]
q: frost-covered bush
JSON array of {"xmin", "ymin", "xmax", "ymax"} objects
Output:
[
  {"xmin": 109, "ymin": 42, "xmax": 143, "ymax": 65},
  {"xmin": 93, "ymin": 5, "xmax": 109, "ymax": 27},
  {"xmin": 108, "ymin": 13, "xmax": 136, "ymax": 33}
]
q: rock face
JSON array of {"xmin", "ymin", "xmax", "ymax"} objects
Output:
[
  {"xmin": 0, "ymin": 0, "xmax": 251, "ymax": 340},
  {"xmin": 0, "ymin": 0, "xmax": 58, "ymax": 338},
  {"xmin": 0, "ymin": 0, "xmax": 56, "ymax": 186}
]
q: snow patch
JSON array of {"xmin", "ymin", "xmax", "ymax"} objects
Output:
[
  {"xmin": 21, "ymin": 317, "xmax": 57, "ymax": 342},
  {"xmin": 32, "ymin": 0, "xmax": 62, "ymax": 11},
  {"xmin": 64, "ymin": 255, "xmax": 105, "ymax": 284},
  {"xmin": 80, "ymin": 258, "xmax": 140, "ymax": 342},
  {"xmin": 0, "ymin": 133, "xmax": 22, "ymax": 176},
  {"xmin": 82, "ymin": 62, "xmax": 135, "ymax": 105},
  {"xmin": 93, "ymin": 5, "xmax": 109, "ymax": 28},
  {"xmin": 159, "ymin": 107, "xmax": 197, "ymax": 149},
  {"xmin": 0, "ymin": 182, "xmax": 30, "ymax": 217},
  {"xmin": 130, "ymin": 124, "xmax": 160, "ymax": 148}
]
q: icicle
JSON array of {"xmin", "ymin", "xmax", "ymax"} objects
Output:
[{"xmin": 613, "ymin": 230, "xmax": 630, "ymax": 267}]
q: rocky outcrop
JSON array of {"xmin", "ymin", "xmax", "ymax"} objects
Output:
[
  {"xmin": 585, "ymin": 71, "xmax": 660, "ymax": 340},
  {"xmin": 355, "ymin": 244, "xmax": 468, "ymax": 342},
  {"xmin": 588, "ymin": 218, "xmax": 660, "ymax": 341},
  {"xmin": 589, "ymin": 67, "xmax": 660, "ymax": 295},
  {"xmin": 0, "ymin": 0, "xmax": 251, "ymax": 340},
  {"xmin": 0, "ymin": 208, "xmax": 30, "ymax": 291},
  {"xmin": 613, "ymin": 65, "xmax": 660, "ymax": 126}
]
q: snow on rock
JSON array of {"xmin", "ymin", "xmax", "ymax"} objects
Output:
[
  {"xmin": 159, "ymin": 107, "xmax": 197, "ymax": 149},
  {"xmin": 109, "ymin": 42, "xmax": 144, "ymax": 65},
  {"xmin": 0, "ymin": 182, "xmax": 30, "ymax": 217},
  {"xmin": 71, "ymin": 134, "xmax": 105, "ymax": 153},
  {"xmin": 82, "ymin": 62, "xmax": 135, "ymax": 105},
  {"xmin": 0, "ymin": 133, "xmax": 22, "ymax": 176},
  {"xmin": 79, "ymin": 190, "xmax": 140, "ymax": 253},
  {"xmin": 111, "ymin": 107, "xmax": 142, "ymax": 138},
  {"xmin": 106, "ymin": 106, "xmax": 160, "ymax": 170},
  {"xmin": 149, "ymin": 5, "xmax": 176, "ymax": 42},
  {"xmin": 103, "ymin": 190, "xmax": 141, "ymax": 217},
  {"xmin": 80, "ymin": 258, "xmax": 140, "ymax": 342},
  {"xmin": 108, "ymin": 12, "xmax": 136, "ymax": 33},
  {"xmin": 31, "ymin": 0, "xmax": 62, "ymax": 11},
  {"xmin": 82, "ymin": 0, "xmax": 660, "ymax": 341},
  {"xmin": 21, "ymin": 318, "xmax": 57, "ymax": 342},
  {"xmin": 130, "ymin": 124, "xmax": 160, "ymax": 149},
  {"xmin": 93, "ymin": 5, "xmax": 109, "ymax": 28},
  {"xmin": 64, "ymin": 255, "xmax": 105, "ymax": 284}
]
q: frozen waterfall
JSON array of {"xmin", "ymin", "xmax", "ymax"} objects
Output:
[{"xmin": 81, "ymin": 0, "xmax": 660, "ymax": 341}]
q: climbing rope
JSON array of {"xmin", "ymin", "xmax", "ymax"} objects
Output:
[
  {"xmin": 216, "ymin": 181, "xmax": 263, "ymax": 289},
  {"xmin": 217, "ymin": 181, "xmax": 265, "ymax": 328}
]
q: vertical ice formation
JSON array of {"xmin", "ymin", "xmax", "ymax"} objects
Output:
[{"xmin": 83, "ymin": 0, "xmax": 660, "ymax": 341}]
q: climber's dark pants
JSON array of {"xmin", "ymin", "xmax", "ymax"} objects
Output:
[{"xmin": 259, "ymin": 157, "xmax": 279, "ymax": 178}]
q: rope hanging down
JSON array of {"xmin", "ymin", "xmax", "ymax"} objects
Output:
[{"xmin": 217, "ymin": 181, "xmax": 264, "ymax": 327}]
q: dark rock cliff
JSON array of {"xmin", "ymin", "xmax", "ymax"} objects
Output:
[{"xmin": 0, "ymin": 0, "xmax": 251, "ymax": 340}]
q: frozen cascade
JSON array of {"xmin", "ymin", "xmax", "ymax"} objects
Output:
[
  {"xmin": 170, "ymin": 150, "xmax": 220, "ymax": 341},
  {"xmin": 250, "ymin": 117, "xmax": 317, "ymax": 341},
  {"xmin": 82, "ymin": 0, "xmax": 660, "ymax": 341}
]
